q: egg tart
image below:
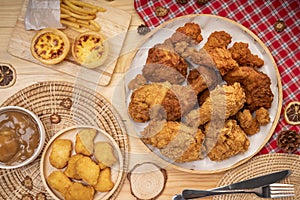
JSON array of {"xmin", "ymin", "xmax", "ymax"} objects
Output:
[
  {"xmin": 72, "ymin": 31, "xmax": 109, "ymax": 69},
  {"xmin": 30, "ymin": 28, "xmax": 70, "ymax": 65}
]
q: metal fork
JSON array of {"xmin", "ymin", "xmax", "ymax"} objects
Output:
[{"xmin": 179, "ymin": 183, "xmax": 295, "ymax": 199}]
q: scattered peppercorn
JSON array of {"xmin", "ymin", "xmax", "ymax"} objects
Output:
[
  {"xmin": 35, "ymin": 192, "xmax": 46, "ymax": 200},
  {"xmin": 155, "ymin": 6, "xmax": 169, "ymax": 17},
  {"xmin": 60, "ymin": 97, "xmax": 73, "ymax": 109},
  {"xmin": 50, "ymin": 113, "xmax": 61, "ymax": 124},
  {"xmin": 197, "ymin": 0, "xmax": 210, "ymax": 4},
  {"xmin": 22, "ymin": 176, "xmax": 33, "ymax": 190},
  {"xmin": 274, "ymin": 20, "xmax": 286, "ymax": 32},
  {"xmin": 176, "ymin": 0, "xmax": 189, "ymax": 4},
  {"xmin": 137, "ymin": 24, "xmax": 151, "ymax": 35},
  {"xmin": 22, "ymin": 194, "xmax": 34, "ymax": 200}
]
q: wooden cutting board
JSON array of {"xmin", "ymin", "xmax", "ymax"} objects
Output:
[{"xmin": 7, "ymin": 0, "xmax": 131, "ymax": 86}]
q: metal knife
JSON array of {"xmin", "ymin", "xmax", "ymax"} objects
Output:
[
  {"xmin": 212, "ymin": 169, "xmax": 291, "ymax": 190},
  {"xmin": 175, "ymin": 169, "xmax": 291, "ymax": 200}
]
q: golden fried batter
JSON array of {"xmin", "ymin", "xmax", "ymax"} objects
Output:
[
  {"xmin": 224, "ymin": 67, "xmax": 274, "ymax": 111},
  {"xmin": 236, "ymin": 109, "xmax": 260, "ymax": 135},
  {"xmin": 49, "ymin": 139, "xmax": 72, "ymax": 169},
  {"xmin": 143, "ymin": 43, "xmax": 188, "ymax": 84},
  {"xmin": 129, "ymin": 83, "xmax": 197, "ymax": 122},
  {"xmin": 171, "ymin": 22, "xmax": 203, "ymax": 44},
  {"xmin": 205, "ymin": 47, "xmax": 239, "ymax": 76},
  {"xmin": 64, "ymin": 154, "xmax": 84, "ymax": 180},
  {"xmin": 75, "ymin": 156, "xmax": 100, "ymax": 186},
  {"xmin": 255, "ymin": 107, "xmax": 270, "ymax": 125},
  {"xmin": 203, "ymin": 31, "xmax": 232, "ymax": 50},
  {"xmin": 142, "ymin": 120, "xmax": 205, "ymax": 163},
  {"xmin": 184, "ymin": 83, "xmax": 246, "ymax": 127},
  {"xmin": 94, "ymin": 167, "xmax": 115, "ymax": 192},
  {"xmin": 47, "ymin": 171, "xmax": 72, "ymax": 196},
  {"xmin": 187, "ymin": 65, "xmax": 222, "ymax": 94},
  {"xmin": 205, "ymin": 119, "xmax": 250, "ymax": 161},
  {"xmin": 75, "ymin": 128, "xmax": 97, "ymax": 156},
  {"xmin": 65, "ymin": 182, "xmax": 95, "ymax": 200},
  {"xmin": 229, "ymin": 42, "xmax": 264, "ymax": 68}
]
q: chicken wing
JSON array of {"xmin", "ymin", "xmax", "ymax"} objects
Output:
[{"xmin": 224, "ymin": 66, "xmax": 273, "ymax": 111}]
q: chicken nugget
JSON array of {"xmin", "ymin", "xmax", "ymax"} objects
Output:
[
  {"xmin": 94, "ymin": 142, "xmax": 117, "ymax": 167},
  {"xmin": 76, "ymin": 156, "xmax": 100, "ymax": 185},
  {"xmin": 47, "ymin": 171, "xmax": 72, "ymax": 196},
  {"xmin": 49, "ymin": 139, "xmax": 72, "ymax": 169},
  {"xmin": 94, "ymin": 168, "xmax": 114, "ymax": 192},
  {"xmin": 75, "ymin": 128, "xmax": 97, "ymax": 156},
  {"xmin": 64, "ymin": 154, "xmax": 84, "ymax": 179},
  {"xmin": 65, "ymin": 182, "xmax": 95, "ymax": 200}
]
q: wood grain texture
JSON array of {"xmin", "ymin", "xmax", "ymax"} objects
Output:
[{"xmin": 7, "ymin": 0, "xmax": 132, "ymax": 86}]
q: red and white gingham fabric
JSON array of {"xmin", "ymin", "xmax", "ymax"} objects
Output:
[{"xmin": 134, "ymin": 0, "xmax": 300, "ymax": 155}]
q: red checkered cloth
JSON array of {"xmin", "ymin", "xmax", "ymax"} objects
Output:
[{"xmin": 134, "ymin": 0, "xmax": 300, "ymax": 155}]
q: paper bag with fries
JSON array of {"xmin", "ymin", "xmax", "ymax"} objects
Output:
[{"xmin": 25, "ymin": 0, "xmax": 63, "ymax": 30}]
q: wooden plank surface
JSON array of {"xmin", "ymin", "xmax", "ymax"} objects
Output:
[
  {"xmin": 7, "ymin": 0, "xmax": 132, "ymax": 86},
  {"xmin": 0, "ymin": 1, "xmax": 224, "ymax": 199}
]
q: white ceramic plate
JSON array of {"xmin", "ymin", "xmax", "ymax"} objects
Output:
[
  {"xmin": 40, "ymin": 125, "xmax": 123, "ymax": 199},
  {"xmin": 125, "ymin": 14, "xmax": 282, "ymax": 173}
]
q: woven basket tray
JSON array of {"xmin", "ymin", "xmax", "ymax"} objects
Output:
[
  {"xmin": 0, "ymin": 81, "xmax": 129, "ymax": 200},
  {"xmin": 214, "ymin": 153, "xmax": 300, "ymax": 200}
]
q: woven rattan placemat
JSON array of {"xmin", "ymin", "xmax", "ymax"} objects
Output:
[
  {"xmin": 214, "ymin": 153, "xmax": 300, "ymax": 200},
  {"xmin": 0, "ymin": 81, "xmax": 129, "ymax": 200}
]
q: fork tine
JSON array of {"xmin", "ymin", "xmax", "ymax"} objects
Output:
[{"xmin": 270, "ymin": 183, "xmax": 295, "ymax": 198}]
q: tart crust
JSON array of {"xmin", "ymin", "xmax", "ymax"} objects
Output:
[
  {"xmin": 72, "ymin": 31, "xmax": 109, "ymax": 68},
  {"xmin": 30, "ymin": 28, "xmax": 70, "ymax": 65}
]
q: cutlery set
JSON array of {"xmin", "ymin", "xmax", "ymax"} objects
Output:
[{"xmin": 173, "ymin": 170, "xmax": 295, "ymax": 199}]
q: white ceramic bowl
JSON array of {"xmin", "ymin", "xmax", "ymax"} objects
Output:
[{"xmin": 0, "ymin": 106, "xmax": 45, "ymax": 169}]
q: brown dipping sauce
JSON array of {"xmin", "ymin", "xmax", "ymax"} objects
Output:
[{"xmin": 0, "ymin": 110, "xmax": 40, "ymax": 166}]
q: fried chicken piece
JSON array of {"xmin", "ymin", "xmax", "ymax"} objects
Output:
[
  {"xmin": 229, "ymin": 42, "xmax": 264, "ymax": 68},
  {"xmin": 129, "ymin": 83, "xmax": 197, "ymax": 122},
  {"xmin": 187, "ymin": 64, "xmax": 222, "ymax": 94},
  {"xmin": 170, "ymin": 22, "xmax": 203, "ymax": 45},
  {"xmin": 255, "ymin": 107, "xmax": 270, "ymax": 125},
  {"xmin": 224, "ymin": 66, "xmax": 274, "ymax": 111},
  {"xmin": 205, "ymin": 47, "xmax": 239, "ymax": 76},
  {"xmin": 236, "ymin": 109, "xmax": 260, "ymax": 135},
  {"xmin": 141, "ymin": 120, "xmax": 205, "ymax": 163},
  {"xmin": 203, "ymin": 31, "xmax": 232, "ymax": 50},
  {"xmin": 143, "ymin": 43, "xmax": 188, "ymax": 84},
  {"xmin": 204, "ymin": 119, "xmax": 250, "ymax": 161},
  {"xmin": 128, "ymin": 74, "xmax": 147, "ymax": 90},
  {"xmin": 129, "ymin": 83, "xmax": 170, "ymax": 122},
  {"xmin": 184, "ymin": 82, "xmax": 246, "ymax": 127}
]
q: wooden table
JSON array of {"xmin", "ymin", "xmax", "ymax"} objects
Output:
[{"xmin": 0, "ymin": 0, "xmax": 224, "ymax": 199}]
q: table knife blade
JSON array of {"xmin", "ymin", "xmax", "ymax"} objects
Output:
[{"xmin": 213, "ymin": 169, "xmax": 291, "ymax": 190}]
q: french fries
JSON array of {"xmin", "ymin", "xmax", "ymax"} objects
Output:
[{"xmin": 60, "ymin": 0, "xmax": 105, "ymax": 32}]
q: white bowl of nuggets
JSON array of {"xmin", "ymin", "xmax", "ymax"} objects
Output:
[{"xmin": 40, "ymin": 126, "xmax": 123, "ymax": 200}]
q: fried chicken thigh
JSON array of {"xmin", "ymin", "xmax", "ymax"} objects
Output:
[
  {"xmin": 143, "ymin": 43, "xmax": 188, "ymax": 84},
  {"xmin": 128, "ymin": 83, "xmax": 197, "ymax": 122},
  {"xmin": 184, "ymin": 82, "xmax": 246, "ymax": 127},
  {"xmin": 229, "ymin": 42, "xmax": 264, "ymax": 68},
  {"xmin": 141, "ymin": 120, "xmax": 205, "ymax": 163},
  {"xmin": 204, "ymin": 119, "xmax": 250, "ymax": 161},
  {"xmin": 224, "ymin": 67, "xmax": 273, "ymax": 111}
]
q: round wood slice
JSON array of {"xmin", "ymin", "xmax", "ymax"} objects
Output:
[{"xmin": 127, "ymin": 162, "xmax": 167, "ymax": 200}]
